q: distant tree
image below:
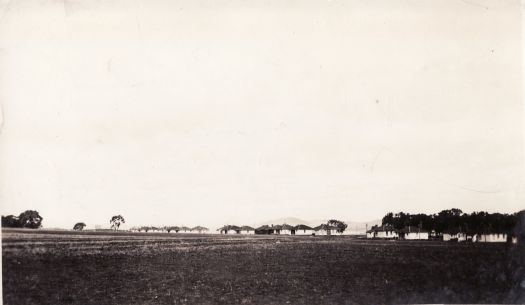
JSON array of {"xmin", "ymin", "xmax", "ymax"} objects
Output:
[
  {"xmin": 513, "ymin": 210, "xmax": 525, "ymax": 243},
  {"xmin": 110, "ymin": 215, "xmax": 125, "ymax": 231},
  {"xmin": 1, "ymin": 215, "xmax": 21, "ymax": 228},
  {"xmin": 18, "ymin": 210, "xmax": 43, "ymax": 229},
  {"xmin": 436, "ymin": 209, "xmax": 464, "ymax": 232},
  {"xmin": 327, "ymin": 219, "xmax": 348, "ymax": 233},
  {"xmin": 382, "ymin": 212, "xmax": 394, "ymax": 226},
  {"xmin": 73, "ymin": 222, "xmax": 86, "ymax": 231},
  {"xmin": 380, "ymin": 209, "xmax": 523, "ymax": 236}
]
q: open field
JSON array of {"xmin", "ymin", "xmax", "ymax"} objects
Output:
[{"xmin": 3, "ymin": 229, "xmax": 525, "ymax": 304}]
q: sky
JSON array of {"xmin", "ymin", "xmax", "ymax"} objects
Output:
[{"xmin": 0, "ymin": 0, "xmax": 523, "ymax": 230}]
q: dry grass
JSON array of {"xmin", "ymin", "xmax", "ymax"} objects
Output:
[{"xmin": 3, "ymin": 229, "xmax": 524, "ymax": 304}]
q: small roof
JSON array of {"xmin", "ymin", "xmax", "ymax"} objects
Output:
[
  {"xmin": 295, "ymin": 224, "xmax": 313, "ymax": 230},
  {"xmin": 255, "ymin": 225, "xmax": 271, "ymax": 231},
  {"xmin": 281, "ymin": 224, "xmax": 295, "ymax": 230},
  {"xmin": 241, "ymin": 226, "xmax": 255, "ymax": 231},
  {"xmin": 219, "ymin": 225, "xmax": 241, "ymax": 231},
  {"xmin": 191, "ymin": 226, "xmax": 209, "ymax": 231},
  {"xmin": 180, "ymin": 226, "xmax": 192, "ymax": 231}
]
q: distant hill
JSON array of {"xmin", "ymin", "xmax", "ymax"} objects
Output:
[{"xmin": 254, "ymin": 217, "xmax": 310, "ymax": 227}]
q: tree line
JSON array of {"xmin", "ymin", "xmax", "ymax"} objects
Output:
[
  {"xmin": 2, "ymin": 211, "xmax": 126, "ymax": 232},
  {"xmin": 381, "ymin": 209, "xmax": 524, "ymax": 235},
  {"xmin": 1, "ymin": 210, "xmax": 43, "ymax": 229}
]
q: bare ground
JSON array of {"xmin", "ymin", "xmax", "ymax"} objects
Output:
[{"xmin": 3, "ymin": 229, "xmax": 525, "ymax": 304}]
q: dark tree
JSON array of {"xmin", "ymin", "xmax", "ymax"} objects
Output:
[
  {"xmin": 110, "ymin": 215, "xmax": 125, "ymax": 230},
  {"xmin": 73, "ymin": 222, "xmax": 86, "ymax": 231},
  {"xmin": 18, "ymin": 210, "xmax": 43, "ymax": 229},
  {"xmin": 142, "ymin": 226, "xmax": 150, "ymax": 232},
  {"xmin": 382, "ymin": 212, "xmax": 394, "ymax": 226},
  {"xmin": 1, "ymin": 215, "xmax": 21, "ymax": 228},
  {"xmin": 381, "ymin": 209, "xmax": 521, "ymax": 236},
  {"xmin": 513, "ymin": 210, "xmax": 525, "ymax": 243},
  {"xmin": 327, "ymin": 219, "xmax": 348, "ymax": 233}
]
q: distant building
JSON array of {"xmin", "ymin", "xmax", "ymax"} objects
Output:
[
  {"xmin": 398, "ymin": 226, "xmax": 428, "ymax": 240},
  {"xmin": 475, "ymin": 233, "xmax": 508, "ymax": 243},
  {"xmin": 366, "ymin": 225, "xmax": 398, "ymax": 239},
  {"xmin": 443, "ymin": 229, "xmax": 467, "ymax": 242},
  {"xmin": 169, "ymin": 226, "xmax": 181, "ymax": 233},
  {"xmin": 191, "ymin": 226, "xmax": 209, "ymax": 234},
  {"xmin": 150, "ymin": 227, "xmax": 162, "ymax": 233},
  {"xmin": 255, "ymin": 224, "xmax": 312, "ymax": 235},
  {"xmin": 294, "ymin": 224, "xmax": 315, "ymax": 236},
  {"xmin": 240, "ymin": 226, "xmax": 255, "ymax": 234},
  {"xmin": 272, "ymin": 225, "xmax": 283, "ymax": 234},
  {"xmin": 255, "ymin": 225, "xmax": 275, "ymax": 235},
  {"xmin": 219, "ymin": 225, "xmax": 241, "ymax": 234},
  {"xmin": 254, "ymin": 224, "xmax": 289, "ymax": 235},
  {"xmin": 280, "ymin": 224, "xmax": 295, "ymax": 235},
  {"xmin": 178, "ymin": 226, "xmax": 192, "ymax": 233},
  {"xmin": 314, "ymin": 224, "xmax": 338, "ymax": 236}
]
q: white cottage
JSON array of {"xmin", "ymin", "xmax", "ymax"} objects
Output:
[
  {"xmin": 191, "ymin": 226, "xmax": 209, "ymax": 234},
  {"xmin": 219, "ymin": 225, "xmax": 241, "ymax": 234},
  {"xmin": 148, "ymin": 227, "xmax": 162, "ymax": 233},
  {"xmin": 178, "ymin": 226, "xmax": 192, "ymax": 233},
  {"xmin": 399, "ymin": 226, "xmax": 428, "ymax": 240},
  {"xmin": 166, "ymin": 226, "xmax": 180, "ymax": 233},
  {"xmin": 367, "ymin": 225, "xmax": 398, "ymax": 239},
  {"xmin": 279, "ymin": 224, "xmax": 295, "ymax": 235},
  {"xmin": 240, "ymin": 226, "xmax": 255, "ymax": 234},
  {"xmin": 314, "ymin": 224, "xmax": 339, "ymax": 236},
  {"xmin": 294, "ymin": 224, "xmax": 315, "ymax": 236},
  {"xmin": 272, "ymin": 225, "xmax": 283, "ymax": 235},
  {"xmin": 475, "ymin": 233, "xmax": 508, "ymax": 243},
  {"xmin": 443, "ymin": 233, "xmax": 467, "ymax": 242},
  {"xmin": 443, "ymin": 230, "xmax": 467, "ymax": 242}
]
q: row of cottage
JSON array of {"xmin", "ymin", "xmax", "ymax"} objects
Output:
[
  {"xmin": 218, "ymin": 224, "xmax": 340, "ymax": 235},
  {"xmin": 129, "ymin": 224, "xmax": 339, "ymax": 235},
  {"xmin": 130, "ymin": 226, "xmax": 210, "ymax": 233},
  {"xmin": 367, "ymin": 225, "xmax": 519, "ymax": 243}
]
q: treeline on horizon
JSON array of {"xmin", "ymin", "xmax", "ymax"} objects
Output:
[
  {"xmin": 381, "ymin": 208, "xmax": 525, "ymax": 235},
  {"xmin": 1, "ymin": 210, "xmax": 43, "ymax": 229}
]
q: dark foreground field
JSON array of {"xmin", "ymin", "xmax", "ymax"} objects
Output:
[{"xmin": 3, "ymin": 229, "xmax": 525, "ymax": 304}]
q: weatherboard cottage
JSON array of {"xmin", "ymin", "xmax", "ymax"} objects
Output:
[
  {"xmin": 294, "ymin": 224, "xmax": 315, "ymax": 235},
  {"xmin": 366, "ymin": 225, "xmax": 398, "ymax": 239}
]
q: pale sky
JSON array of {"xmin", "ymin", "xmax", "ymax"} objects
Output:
[{"xmin": 0, "ymin": 0, "xmax": 523, "ymax": 230}]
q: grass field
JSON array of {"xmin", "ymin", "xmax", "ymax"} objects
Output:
[{"xmin": 3, "ymin": 229, "xmax": 524, "ymax": 304}]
